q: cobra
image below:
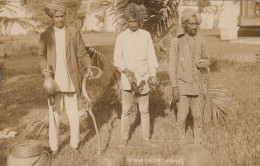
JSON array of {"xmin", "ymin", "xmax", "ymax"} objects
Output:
[{"xmin": 82, "ymin": 66, "xmax": 102, "ymax": 155}]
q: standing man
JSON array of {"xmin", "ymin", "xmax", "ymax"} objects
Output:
[
  {"xmin": 114, "ymin": 2, "xmax": 158, "ymax": 148},
  {"xmin": 38, "ymin": 0, "xmax": 92, "ymax": 155},
  {"xmin": 169, "ymin": 8, "xmax": 210, "ymax": 148}
]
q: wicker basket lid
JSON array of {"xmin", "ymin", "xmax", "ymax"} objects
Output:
[{"xmin": 11, "ymin": 140, "xmax": 44, "ymax": 158}]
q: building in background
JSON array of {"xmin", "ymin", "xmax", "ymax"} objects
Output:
[
  {"xmin": 0, "ymin": 0, "xmax": 260, "ymax": 39},
  {"xmin": 77, "ymin": 0, "xmax": 116, "ymax": 32},
  {"xmin": 180, "ymin": 0, "xmax": 260, "ymax": 40}
]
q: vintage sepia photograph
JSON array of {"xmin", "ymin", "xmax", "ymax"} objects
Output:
[{"xmin": 0, "ymin": 0, "xmax": 259, "ymax": 165}]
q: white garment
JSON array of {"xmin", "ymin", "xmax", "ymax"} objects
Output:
[
  {"xmin": 48, "ymin": 92, "xmax": 79, "ymax": 151},
  {"xmin": 114, "ymin": 28, "xmax": 158, "ymax": 90},
  {"xmin": 54, "ymin": 26, "xmax": 75, "ymax": 92}
]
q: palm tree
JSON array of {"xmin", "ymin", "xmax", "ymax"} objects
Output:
[
  {"xmin": 112, "ymin": 0, "xmax": 180, "ymax": 54},
  {"xmin": 109, "ymin": 0, "xmax": 238, "ymax": 125}
]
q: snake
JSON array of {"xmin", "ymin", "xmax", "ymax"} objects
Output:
[{"xmin": 81, "ymin": 66, "xmax": 102, "ymax": 156}]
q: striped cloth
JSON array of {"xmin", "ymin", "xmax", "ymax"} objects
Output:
[
  {"xmin": 177, "ymin": 95, "xmax": 202, "ymax": 146},
  {"xmin": 169, "ymin": 34, "xmax": 209, "ymax": 96}
]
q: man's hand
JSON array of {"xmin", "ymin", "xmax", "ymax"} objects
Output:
[
  {"xmin": 196, "ymin": 59, "xmax": 209, "ymax": 69},
  {"xmin": 124, "ymin": 68, "xmax": 134, "ymax": 79},
  {"xmin": 86, "ymin": 67, "xmax": 93, "ymax": 78},
  {"xmin": 42, "ymin": 67, "xmax": 52, "ymax": 77},
  {"xmin": 87, "ymin": 47, "xmax": 98, "ymax": 56},
  {"xmin": 172, "ymin": 87, "xmax": 180, "ymax": 102}
]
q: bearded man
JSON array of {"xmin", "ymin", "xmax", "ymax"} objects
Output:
[{"xmin": 169, "ymin": 8, "xmax": 210, "ymax": 148}]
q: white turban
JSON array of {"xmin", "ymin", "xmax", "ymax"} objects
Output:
[
  {"xmin": 181, "ymin": 8, "xmax": 202, "ymax": 24},
  {"xmin": 177, "ymin": 8, "xmax": 202, "ymax": 36}
]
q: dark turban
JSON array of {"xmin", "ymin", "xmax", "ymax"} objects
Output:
[
  {"xmin": 124, "ymin": 2, "xmax": 147, "ymax": 22},
  {"xmin": 43, "ymin": 0, "xmax": 67, "ymax": 18}
]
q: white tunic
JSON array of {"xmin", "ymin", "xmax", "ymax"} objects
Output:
[
  {"xmin": 54, "ymin": 27, "xmax": 75, "ymax": 92},
  {"xmin": 114, "ymin": 28, "xmax": 158, "ymax": 91}
]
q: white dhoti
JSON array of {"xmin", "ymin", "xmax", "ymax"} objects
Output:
[{"xmin": 48, "ymin": 92, "xmax": 79, "ymax": 151}]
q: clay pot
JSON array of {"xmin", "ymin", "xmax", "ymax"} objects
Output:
[{"xmin": 43, "ymin": 76, "xmax": 56, "ymax": 95}]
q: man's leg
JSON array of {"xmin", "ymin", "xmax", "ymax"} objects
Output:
[
  {"xmin": 190, "ymin": 95, "xmax": 203, "ymax": 144},
  {"xmin": 49, "ymin": 92, "xmax": 63, "ymax": 151},
  {"xmin": 176, "ymin": 95, "xmax": 190, "ymax": 147},
  {"xmin": 138, "ymin": 94, "xmax": 150, "ymax": 141},
  {"xmin": 121, "ymin": 90, "xmax": 132, "ymax": 141},
  {"xmin": 64, "ymin": 92, "xmax": 80, "ymax": 149}
]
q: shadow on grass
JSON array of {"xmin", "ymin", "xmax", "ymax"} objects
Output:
[
  {"xmin": 77, "ymin": 68, "xmax": 169, "ymax": 149},
  {"xmin": 128, "ymin": 71, "xmax": 168, "ymax": 140},
  {"xmin": 80, "ymin": 70, "xmax": 121, "ymax": 145}
]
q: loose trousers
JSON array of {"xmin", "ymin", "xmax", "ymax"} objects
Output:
[
  {"xmin": 121, "ymin": 90, "xmax": 150, "ymax": 141},
  {"xmin": 48, "ymin": 92, "xmax": 80, "ymax": 151},
  {"xmin": 177, "ymin": 95, "xmax": 202, "ymax": 147}
]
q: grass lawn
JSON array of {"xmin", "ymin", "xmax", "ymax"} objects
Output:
[{"xmin": 0, "ymin": 30, "xmax": 259, "ymax": 166}]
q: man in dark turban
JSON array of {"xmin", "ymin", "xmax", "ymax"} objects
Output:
[
  {"xmin": 38, "ymin": 0, "xmax": 93, "ymax": 156},
  {"xmin": 169, "ymin": 8, "xmax": 210, "ymax": 148},
  {"xmin": 114, "ymin": 2, "xmax": 158, "ymax": 148}
]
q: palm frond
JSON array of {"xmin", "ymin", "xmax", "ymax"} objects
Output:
[
  {"xmin": 202, "ymin": 71, "xmax": 238, "ymax": 125},
  {"xmin": 112, "ymin": 0, "xmax": 178, "ymax": 38},
  {"xmin": 111, "ymin": 0, "xmax": 179, "ymax": 61},
  {"xmin": 154, "ymin": 23, "xmax": 178, "ymax": 54}
]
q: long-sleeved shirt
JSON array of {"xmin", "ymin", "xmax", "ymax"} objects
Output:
[
  {"xmin": 54, "ymin": 26, "xmax": 75, "ymax": 92},
  {"xmin": 114, "ymin": 28, "xmax": 158, "ymax": 91},
  {"xmin": 169, "ymin": 33, "xmax": 210, "ymax": 95}
]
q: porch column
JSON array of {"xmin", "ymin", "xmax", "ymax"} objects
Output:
[
  {"xmin": 241, "ymin": 0, "xmax": 248, "ymax": 18},
  {"xmin": 247, "ymin": 1, "xmax": 257, "ymax": 18}
]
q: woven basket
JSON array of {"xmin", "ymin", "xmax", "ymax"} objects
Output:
[{"xmin": 7, "ymin": 140, "xmax": 50, "ymax": 166}]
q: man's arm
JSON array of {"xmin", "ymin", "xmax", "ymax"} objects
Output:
[
  {"xmin": 147, "ymin": 33, "xmax": 158, "ymax": 77},
  {"xmin": 169, "ymin": 38, "xmax": 178, "ymax": 88},
  {"xmin": 38, "ymin": 33, "xmax": 47, "ymax": 71},
  {"xmin": 76, "ymin": 31, "xmax": 92, "ymax": 69},
  {"xmin": 113, "ymin": 34, "xmax": 126, "ymax": 73},
  {"xmin": 197, "ymin": 37, "xmax": 210, "ymax": 69}
]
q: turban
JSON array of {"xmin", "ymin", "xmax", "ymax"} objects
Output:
[
  {"xmin": 124, "ymin": 2, "xmax": 147, "ymax": 22},
  {"xmin": 181, "ymin": 8, "xmax": 202, "ymax": 24},
  {"xmin": 43, "ymin": 0, "xmax": 67, "ymax": 18},
  {"xmin": 177, "ymin": 8, "xmax": 202, "ymax": 36}
]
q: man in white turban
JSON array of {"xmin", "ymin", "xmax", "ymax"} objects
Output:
[
  {"xmin": 169, "ymin": 8, "xmax": 210, "ymax": 148},
  {"xmin": 114, "ymin": 2, "xmax": 158, "ymax": 148},
  {"xmin": 38, "ymin": 0, "xmax": 93, "ymax": 156}
]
